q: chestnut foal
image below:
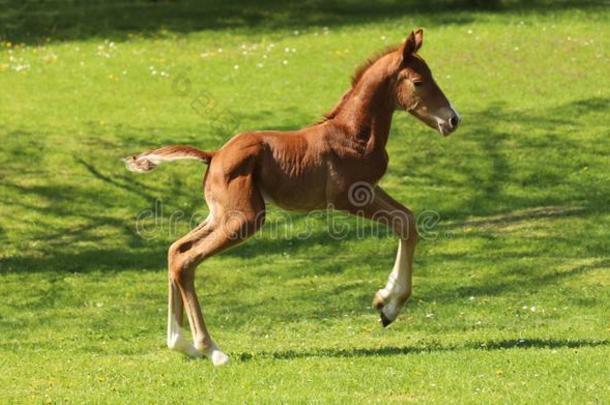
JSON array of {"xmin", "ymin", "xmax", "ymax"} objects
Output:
[{"xmin": 126, "ymin": 29, "xmax": 460, "ymax": 366}]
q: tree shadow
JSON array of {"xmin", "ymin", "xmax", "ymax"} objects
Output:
[
  {"xmin": 0, "ymin": 97, "xmax": 607, "ymax": 283},
  {"xmin": 426, "ymin": 258, "xmax": 609, "ymax": 302},
  {"xmin": 392, "ymin": 96, "xmax": 609, "ymax": 220},
  {"xmin": 237, "ymin": 337, "xmax": 609, "ymax": 361},
  {"xmin": 1, "ymin": 0, "xmax": 606, "ymax": 44},
  {"xmin": 445, "ymin": 206, "xmax": 587, "ymax": 230}
]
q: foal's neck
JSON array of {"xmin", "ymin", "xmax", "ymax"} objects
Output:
[{"xmin": 332, "ymin": 65, "xmax": 396, "ymax": 153}]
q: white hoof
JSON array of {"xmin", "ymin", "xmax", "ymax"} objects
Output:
[
  {"xmin": 167, "ymin": 335, "xmax": 203, "ymax": 358},
  {"xmin": 196, "ymin": 340, "xmax": 229, "ymax": 366},
  {"xmin": 210, "ymin": 349, "xmax": 230, "ymax": 367}
]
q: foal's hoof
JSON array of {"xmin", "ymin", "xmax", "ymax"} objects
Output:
[
  {"xmin": 209, "ymin": 349, "xmax": 230, "ymax": 367},
  {"xmin": 379, "ymin": 312, "xmax": 393, "ymax": 328}
]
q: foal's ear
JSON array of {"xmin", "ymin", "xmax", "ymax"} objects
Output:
[{"xmin": 403, "ymin": 29, "xmax": 424, "ymax": 57}]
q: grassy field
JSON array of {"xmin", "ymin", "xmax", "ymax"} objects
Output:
[{"xmin": 1, "ymin": 0, "xmax": 609, "ymax": 403}]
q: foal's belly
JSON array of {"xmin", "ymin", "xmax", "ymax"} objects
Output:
[{"xmin": 257, "ymin": 173, "xmax": 330, "ymax": 211}]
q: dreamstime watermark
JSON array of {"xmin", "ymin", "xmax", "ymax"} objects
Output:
[
  {"xmin": 134, "ymin": 198, "xmax": 453, "ymax": 243},
  {"xmin": 172, "ymin": 68, "xmax": 240, "ymax": 135}
]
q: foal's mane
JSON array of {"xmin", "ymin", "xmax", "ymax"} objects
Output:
[{"xmin": 322, "ymin": 44, "xmax": 400, "ymax": 121}]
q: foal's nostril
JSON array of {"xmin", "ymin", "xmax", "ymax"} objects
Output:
[
  {"xmin": 450, "ymin": 115, "xmax": 459, "ymax": 128},
  {"xmin": 380, "ymin": 313, "xmax": 392, "ymax": 327}
]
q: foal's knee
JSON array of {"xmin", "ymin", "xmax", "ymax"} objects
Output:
[{"xmin": 393, "ymin": 210, "xmax": 418, "ymax": 243}]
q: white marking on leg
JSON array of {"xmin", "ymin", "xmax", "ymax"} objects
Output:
[
  {"xmin": 167, "ymin": 311, "xmax": 202, "ymax": 358},
  {"xmin": 382, "ymin": 239, "xmax": 409, "ymax": 295},
  {"xmin": 378, "ymin": 239, "xmax": 411, "ymax": 320}
]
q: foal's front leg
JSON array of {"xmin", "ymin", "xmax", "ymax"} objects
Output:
[
  {"xmin": 345, "ymin": 186, "xmax": 417, "ymax": 326},
  {"xmin": 374, "ymin": 237, "xmax": 415, "ymax": 326}
]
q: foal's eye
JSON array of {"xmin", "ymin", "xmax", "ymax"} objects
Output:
[{"xmin": 413, "ymin": 81, "xmax": 424, "ymax": 87}]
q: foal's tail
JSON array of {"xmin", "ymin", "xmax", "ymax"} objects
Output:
[{"xmin": 124, "ymin": 145, "xmax": 215, "ymax": 173}]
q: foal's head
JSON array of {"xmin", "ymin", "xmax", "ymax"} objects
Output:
[{"xmin": 394, "ymin": 29, "xmax": 460, "ymax": 136}]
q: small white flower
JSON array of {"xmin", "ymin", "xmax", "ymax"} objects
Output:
[
  {"xmin": 233, "ymin": 64, "xmax": 239, "ymax": 70},
  {"xmin": 14, "ymin": 64, "xmax": 30, "ymax": 72},
  {"xmin": 467, "ymin": 29, "xmax": 473, "ymax": 34},
  {"xmin": 256, "ymin": 63, "xmax": 264, "ymax": 68},
  {"xmin": 282, "ymin": 60, "xmax": 288, "ymax": 65}
]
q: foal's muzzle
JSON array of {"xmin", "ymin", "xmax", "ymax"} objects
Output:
[
  {"xmin": 379, "ymin": 312, "xmax": 393, "ymax": 327},
  {"xmin": 437, "ymin": 109, "xmax": 461, "ymax": 136}
]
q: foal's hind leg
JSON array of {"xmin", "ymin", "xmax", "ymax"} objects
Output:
[
  {"xmin": 168, "ymin": 180, "xmax": 265, "ymax": 365},
  {"xmin": 167, "ymin": 220, "xmax": 213, "ymax": 358}
]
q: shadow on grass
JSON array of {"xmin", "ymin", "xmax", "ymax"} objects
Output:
[
  {"xmin": 1, "ymin": 97, "xmax": 608, "ymax": 278},
  {"xmin": 425, "ymin": 258, "xmax": 609, "ymax": 302},
  {"xmin": 445, "ymin": 206, "xmax": 587, "ymax": 230},
  {"xmin": 237, "ymin": 337, "xmax": 609, "ymax": 361},
  {"xmin": 1, "ymin": 0, "xmax": 606, "ymax": 44},
  {"xmin": 399, "ymin": 97, "xmax": 609, "ymax": 219}
]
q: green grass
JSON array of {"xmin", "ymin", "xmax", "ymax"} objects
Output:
[{"xmin": 1, "ymin": 1, "xmax": 609, "ymax": 403}]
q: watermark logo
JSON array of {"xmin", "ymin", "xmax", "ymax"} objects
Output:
[
  {"xmin": 172, "ymin": 68, "xmax": 240, "ymax": 136},
  {"xmin": 348, "ymin": 181, "xmax": 375, "ymax": 207},
  {"xmin": 134, "ymin": 200, "xmax": 453, "ymax": 242}
]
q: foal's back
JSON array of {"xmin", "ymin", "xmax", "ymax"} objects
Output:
[{"xmin": 207, "ymin": 124, "xmax": 335, "ymax": 211}]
